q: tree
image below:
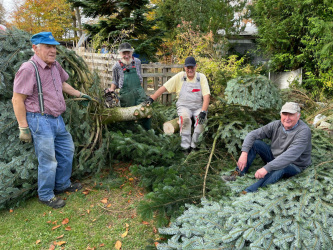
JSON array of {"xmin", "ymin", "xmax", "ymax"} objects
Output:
[
  {"xmin": 68, "ymin": 0, "xmax": 163, "ymax": 60},
  {"xmin": 0, "ymin": 3, "xmax": 5, "ymax": 24},
  {"xmin": 154, "ymin": 0, "xmax": 247, "ymax": 38},
  {"xmin": 250, "ymin": 0, "xmax": 333, "ymax": 96},
  {"xmin": 9, "ymin": 0, "xmax": 74, "ymax": 39}
]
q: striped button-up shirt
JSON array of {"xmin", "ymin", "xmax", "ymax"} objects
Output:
[{"xmin": 13, "ymin": 54, "xmax": 69, "ymax": 117}]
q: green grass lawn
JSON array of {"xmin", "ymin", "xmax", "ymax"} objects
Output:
[{"xmin": 0, "ymin": 175, "xmax": 158, "ymax": 249}]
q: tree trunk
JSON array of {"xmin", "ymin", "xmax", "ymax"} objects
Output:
[
  {"xmin": 163, "ymin": 118, "xmax": 179, "ymax": 135},
  {"xmin": 100, "ymin": 104, "xmax": 152, "ymax": 124},
  {"xmin": 75, "ymin": 7, "xmax": 82, "ymax": 37}
]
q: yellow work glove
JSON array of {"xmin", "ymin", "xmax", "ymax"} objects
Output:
[{"xmin": 19, "ymin": 127, "xmax": 32, "ymax": 143}]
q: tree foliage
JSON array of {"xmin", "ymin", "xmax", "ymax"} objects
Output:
[
  {"xmin": 68, "ymin": 0, "xmax": 163, "ymax": 60},
  {"xmin": 250, "ymin": 0, "xmax": 333, "ymax": 96},
  {"xmin": 157, "ymin": 129, "xmax": 333, "ymax": 249},
  {"xmin": 0, "ymin": 3, "xmax": 5, "ymax": 24},
  {"xmin": 154, "ymin": 0, "xmax": 247, "ymax": 37},
  {"xmin": 9, "ymin": 0, "xmax": 74, "ymax": 39}
]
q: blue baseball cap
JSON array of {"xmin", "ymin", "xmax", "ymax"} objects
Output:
[{"xmin": 31, "ymin": 32, "xmax": 60, "ymax": 45}]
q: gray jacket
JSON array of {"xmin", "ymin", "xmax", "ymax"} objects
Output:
[{"xmin": 241, "ymin": 120, "xmax": 312, "ymax": 172}]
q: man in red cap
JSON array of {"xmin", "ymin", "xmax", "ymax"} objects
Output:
[{"xmin": 12, "ymin": 32, "xmax": 91, "ymax": 208}]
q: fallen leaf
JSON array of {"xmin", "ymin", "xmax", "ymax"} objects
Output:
[
  {"xmin": 92, "ymin": 219, "xmax": 97, "ymax": 222},
  {"xmin": 153, "ymin": 227, "xmax": 158, "ymax": 234},
  {"xmin": 142, "ymin": 221, "xmax": 149, "ymax": 225},
  {"xmin": 54, "ymin": 241, "xmax": 66, "ymax": 246},
  {"xmin": 121, "ymin": 230, "xmax": 128, "ymax": 238},
  {"xmin": 82, "ymin": 190, "xmax": 89, "ymax": 195},
  {"xmin": 154, "ymin": 242, "xmax": 159, "ymax": 247},
  {"xmin": 87, "ymin": 209, "xmax": 90, "ymax": 214},
  {"xmin": 36, "ymin": 240, "xmax": 41, "ymax": 244},
  {"xmin": 100, "ymin": 198, "xmax": 108, "ymax": 204},
  {"xmin": 139, "ymin": 192, "xmax": 144, "ymax": 196},
  {"xmin": 62, "ymin": 218, "xmax": 69, "ymax": 225},
  {"xmin": 125, "ymin": 223, "xmax": 129, "ymax": 228},
  {"xmin": 56, "ymin": 234, "xmax": 64, "ymax": 239},
  {"xmin": 99, "ymin": 243, "xmax": 105, "ymax": 247},
  {"xmin": 115, "ymin": 240, "xmax": 122, "ymax": 250},
  {"xmin": 47, "ymin": 221, "xmax": 52, "ymax": 224},
  {"xmin": 52, "ymin": 225, "xmax": 61, "ymax": 230},
  {"xmin": 127, "ymin": 199, "xmax": 131, "ymax": 203},
  {"xmin": 49, "ymin": 244, "xmax": 55, "ymax": 250},
  {"xmin": 90, "ymin": 204, "xmax": 94, "ymax": 208},
  {"xmin": 9, "ymin": 209, "xmax": 13, "ymax": 213},
  {"xmin": 128, "ymin": 178, "xmax": 134, "ymax": 181},
  {"xmin": 61, "ymin": 218, "xmax": 69, "ymax": 225},
  {"xmin": 106, "ymin": 203, "xmax": 112, "ymax": 208},
  {"xmin": 65, "ymin": 226, "xmax": 71, "ymax": 231},
  {"xmin": 52, "ymin": 221, "xmax": 58, "ymax": 225}
]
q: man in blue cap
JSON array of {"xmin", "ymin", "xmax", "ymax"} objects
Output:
[
  {"xmin": 145, "ymin": 56, "xmax": 210, "ymax": 154},
  {"xmin": 12, "ymin": 32, "xmax": 91, "ymax": 208}
]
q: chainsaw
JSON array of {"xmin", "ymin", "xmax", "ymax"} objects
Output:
[{"xmin": 104, "ymin": 89, "xmax": 121, "ymax": 108}]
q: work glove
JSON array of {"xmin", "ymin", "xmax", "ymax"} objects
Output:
[
  {"xmin": 79, "ymin": 92, "xmax": 92, "ymax": 107},
  {"xmin": 19, "ymin": 127, "xmax": 32, "ymax": 143},
  {"xmin": 141, "ymin": 97, "xmax": 154, "ymax": 106},
  {"xmin": 198, "ymin": 111, "xmax": 207, "ymax": 125}
]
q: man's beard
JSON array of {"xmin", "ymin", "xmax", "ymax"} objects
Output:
[{"xmin": 120, "ymin": 58, "xmax": 132, "ymax": 65}]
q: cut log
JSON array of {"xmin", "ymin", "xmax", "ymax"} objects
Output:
[
  {"xmin": 100, "ymin": 104, "xmax": 153, "ymax": 124},
  {"xmin": 163, "ymin": 118, "xmax": 179, "ymax": 135}
]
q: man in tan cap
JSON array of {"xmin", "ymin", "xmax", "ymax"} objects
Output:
[{"xmin": 222, "ymin": 102, "xmax": 312, "ymax": 193}]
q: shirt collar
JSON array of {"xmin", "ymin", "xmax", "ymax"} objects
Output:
[
  {"xmin": 282, "ymin": 121, "xmax": 299, "ymax": 133},
  {"xmin": 32, "ymin": 54, "xmax": 56, "ymax": 69}
]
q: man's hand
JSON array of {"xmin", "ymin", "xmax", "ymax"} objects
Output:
[
  {"xmin": 255, "ymin": 167, "xmax": 268, "ymax": 179},
  {"xmin": 80, "ymin": 92, "xmax": 92, "ymax": 107},
  {"xmin": 141, "ymin": 97, "xmax": 154, "ymax": 106},
  {"xmin": 198, "ymin": 111, "xmax": 207, "ymax": 125},
  {"xmin": 19, "ymin": 127, "xmax": 32, "ymax": 143},
  {"xmin": 237, "ymin": 151, "xmax": 248, "ymax": 171}
]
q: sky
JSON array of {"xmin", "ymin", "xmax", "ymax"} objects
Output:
[{"xmin": 1, "ymin": 0, "xmax": 23, "ymax": 22}]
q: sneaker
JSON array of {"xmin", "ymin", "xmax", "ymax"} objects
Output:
[
  {"xmin": 221, "ymin": 170, "xmax": 240, "ymax": 182},
  {"xmin": 54, "ymin": 182, "xmax": 82, "ymax": 195},
  {"xmin": 39, "ymin": 197, "xmax": 66, "ymax": 209}
]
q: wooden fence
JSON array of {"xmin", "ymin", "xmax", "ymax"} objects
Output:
[{"xmin": 75, "ymin": 49, "xmax": 183, "ymax": 104}]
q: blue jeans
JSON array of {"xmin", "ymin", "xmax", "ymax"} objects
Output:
[
  {"xmin": 238, "ymin": 140, "xmax": 301, "ymax": 193},
  {"xmin": 27, "ymin": 112, "xmax": 74, "ymax": 201}
]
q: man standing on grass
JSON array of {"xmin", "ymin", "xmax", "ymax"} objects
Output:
[
  {"xmin": 222, "ymin": 102, "xmax": 312, "ymax": 193},
  {"xmin": 12, "ymin": 32, "xmax": 91, "ymax": 208}
]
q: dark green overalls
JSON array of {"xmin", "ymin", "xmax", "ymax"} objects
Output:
[{"xmin": 119, "ymin": 61, "xmax": 151, "ymax": 129}]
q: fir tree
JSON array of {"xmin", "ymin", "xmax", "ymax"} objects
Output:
[{"xmin": 68, "ymin": 0, "xmax": 163, "ymax": 60}]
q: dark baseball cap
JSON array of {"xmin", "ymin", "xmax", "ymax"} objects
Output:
[{"xmin": 184, "ymin": 56, "xmax": 196, "ymax": 67}]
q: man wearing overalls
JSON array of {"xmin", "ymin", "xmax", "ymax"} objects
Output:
[
  {"xmin": 108, "ymin": 42, "xmax": 150, "ymax": 129},
  {"xmin": 146, "ymin": 57, "xmax": 210, "ymax": 153}
]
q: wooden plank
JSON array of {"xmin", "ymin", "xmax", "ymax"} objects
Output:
[{"xmin": 141, "ymin": 72, "xmax": 178, "ymax": 77}]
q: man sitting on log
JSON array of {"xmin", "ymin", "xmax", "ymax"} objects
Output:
[
  {"xmin": 144, "ymin": 56, "xmax": 211, "ymax": 154},
  {"xmin": 107, "ymin": 42, "xmax": 151, "ymax": 129}
]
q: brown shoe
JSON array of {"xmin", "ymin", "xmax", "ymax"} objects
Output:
[
  {"xmin": 240, "ymin": 191, "xmax": 247, "ymax": 195},
  {"xmin": 221, "ymin": 170, "xmax": 240, "ymax": 182}
]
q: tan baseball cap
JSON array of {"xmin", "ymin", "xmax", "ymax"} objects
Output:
[{"xmin": 280, "ymin": 102, "xmax": 300, "ymax": 113}]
